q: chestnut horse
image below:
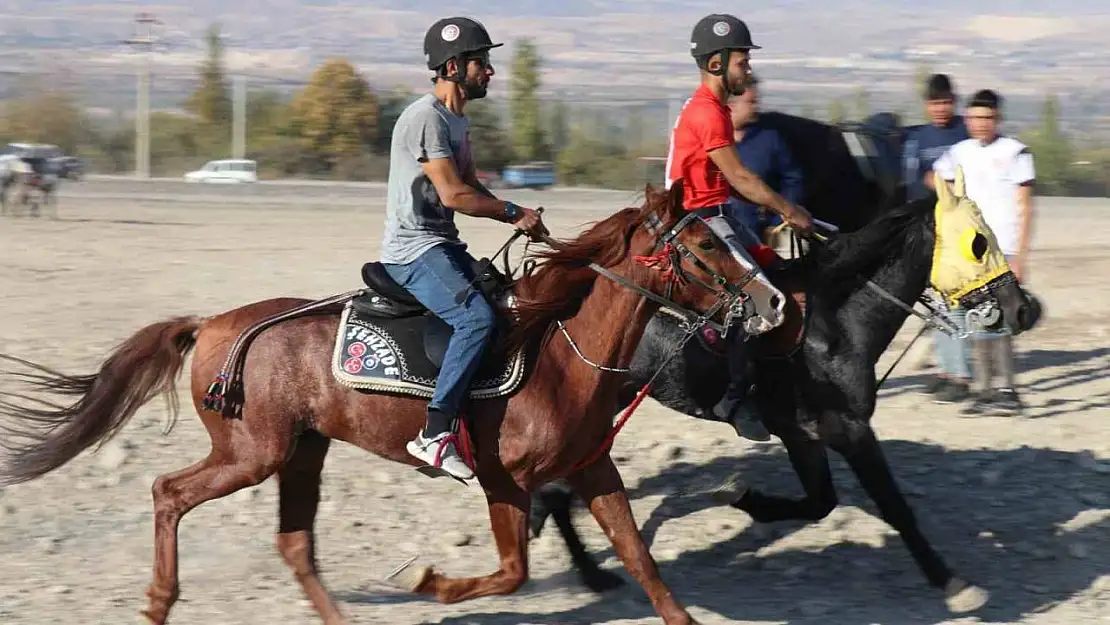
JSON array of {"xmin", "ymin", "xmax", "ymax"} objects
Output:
[{"xmin": 0, "ymin": 183, "xmax": 751, "ymax": 625}]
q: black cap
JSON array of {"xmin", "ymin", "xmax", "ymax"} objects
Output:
[
  {"xmin": 424, "ymin": 17, "xmax": 503, "ymax": 71},
  {"xmin": 690, "ymin": 14, "xmax": 761, "ymax": 59}
]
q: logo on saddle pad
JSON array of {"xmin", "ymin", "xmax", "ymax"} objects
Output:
[
  {"xmin": 331, "ymin": 296, "xmax": 527, "ymax": 401},
  {"xmin": 343, "ymin": 326, "xmax": 401, "ymax": 377}
]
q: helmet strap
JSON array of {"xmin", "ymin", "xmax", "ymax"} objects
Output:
[
  {"xmin": 435, "ymin": 55, "xmax": 467, "ymax": 84},
  {"xmin": 710, "ymin": 49, "xmax": 748, "ymax": 97}
]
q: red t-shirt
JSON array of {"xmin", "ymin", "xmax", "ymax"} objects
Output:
[{"xmin": 665, "ymin": 84, "xmax": 734, "ymax": 210}]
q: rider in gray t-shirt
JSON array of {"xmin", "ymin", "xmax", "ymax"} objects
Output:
[
  {"xmin": 380, "ymin": 17, "xmax": 546, "ymax": 481},
  {"xmin": 381, "ymin": 93, "xmax": 471, "ymax": 265}
]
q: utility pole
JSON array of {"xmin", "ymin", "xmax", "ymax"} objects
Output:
[
  {"xmin": 232, "ymin": 74, "xmax": 246, "ymax": 159},
  {"xmin": 122, "ymin": 13, "xmax": 161, "ymax": 178}
]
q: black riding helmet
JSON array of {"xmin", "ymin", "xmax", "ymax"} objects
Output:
[
  {"xmin": 689, "ymin": 14, "xmax": 760, "ymax": 90},
  {"xmin": 424, "ymin": 17, "xmax": 503, "ymax": 82}
]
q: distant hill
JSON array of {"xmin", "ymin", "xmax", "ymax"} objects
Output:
[{"xmin": 2, "ymin": 1, "xmax": 1109, "ymax": 136}]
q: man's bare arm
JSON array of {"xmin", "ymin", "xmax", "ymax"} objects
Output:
[
  {"xmin": 1015, "ymin": 181, "xmax": 1034, "ymax": 278},
  {"xmin": 423, "ymin": 157, "xmax": 509, "ymax": 220},
  {"xmin": 707, "ymin": 146, "xmax": 797, "ymax": 219}
]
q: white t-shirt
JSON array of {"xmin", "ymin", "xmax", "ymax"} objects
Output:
[{"xmin": 932, "ymin": 136, "xmax": 1035, "ymax": 256}]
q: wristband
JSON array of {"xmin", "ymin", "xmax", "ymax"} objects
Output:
[{"xmin": 504, "ymin": 201, "xmax": 521, "ymax": 222}]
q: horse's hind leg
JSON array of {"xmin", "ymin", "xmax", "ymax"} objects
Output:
[
  {"xmin": 143, "ymin": 445, "xmax": 286, "ymax": 624},
  {"xmin": 274, "ymin": 430, "xmax": 346, "ymax": 624},
  {"xmin": 828, "ymin": 427, "xmax": 989, "ymax": 612},
  {"xmin": 568, "ymin": 458, "xmax": 697, "ymax": 625},
  {"xmin": 389, "ymin": 486, "xmax": 531, "ymax": 604}
]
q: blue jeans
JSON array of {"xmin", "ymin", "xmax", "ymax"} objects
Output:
[
  {"xmin": 383, "ymin": 244, "xmax": 496, "ymax": 419},
  {"xmin": 934, "ymin": 308, "xmax": 971, "ymax": 379}
]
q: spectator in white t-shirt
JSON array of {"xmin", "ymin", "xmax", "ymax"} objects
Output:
[{"xmin": 932, "ymin": 89, "xmax": 1034, "ymax": 415}]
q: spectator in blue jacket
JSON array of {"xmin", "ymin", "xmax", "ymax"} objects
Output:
[
  {"xmin": 903, "ymin": 73, "xmax": 973, "ymax": 404},
  {"xmin": 725, "ymin": 75, "xmax": 805, "ymax": 243},
  {"xmin": 903, "ymin": 74, "xmax": 969, "ymax": 202}
]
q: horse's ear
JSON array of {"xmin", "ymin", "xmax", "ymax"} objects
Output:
[
  {"xmin": 664, "ymin": 180, "xmax": 684, "ymax": 220},
  {"xmin": 953, "ymin": 165, "xmax": 967, "ymax": 198}
]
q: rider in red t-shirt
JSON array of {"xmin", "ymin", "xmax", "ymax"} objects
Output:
[{"xmin": 666, "ymin": 14, "xmax": 814, "ymax": 441}]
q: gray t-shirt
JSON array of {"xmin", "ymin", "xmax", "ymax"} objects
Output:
[{"xmin": 381, "ymin": 93, "xmax": 473, "ymax": 265}]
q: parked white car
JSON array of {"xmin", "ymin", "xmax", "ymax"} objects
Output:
[{"xmin": 184, "ymin": 159, "xmax": 257, "ymax": 183}]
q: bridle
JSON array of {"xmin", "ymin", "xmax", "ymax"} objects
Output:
[{"xmin": 535, "ymin": 208, "xmax": 752, "ymax": 374}]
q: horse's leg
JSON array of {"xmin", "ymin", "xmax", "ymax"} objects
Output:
[
  {"xmin": 143, "ymin": 445, "xmax": 286, "ymax": 624},
  {"xmin": 274, "ymin": 430, "xmax": 346, "ymax": 624},
  {"xmin": 389, "ymin": 487, "xmax": 531, "ymax": 604},
  {"xmin": 534, "ymin": 481, "xmax": 625, "ymax": 592},
  {"xmin": 717, "ymin": 430, "xmax": 839, "ymax": 523},
  {"xmin": 568, "ymin": 458, "xmax": 697, "ymax": 625},
  {"xmin": 827, "ymin": 427, "xmax": 989, "ymax": 612}
]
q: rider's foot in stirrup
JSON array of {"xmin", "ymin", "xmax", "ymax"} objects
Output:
[
  {"xmin": 407, "ymin": 429, "xmax": 474, "ymax": 480},
  {"xmin": 713, "ymin": 396, "xmax": 771, "ymax": 442}
]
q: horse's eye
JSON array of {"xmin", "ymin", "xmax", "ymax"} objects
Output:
[{"xmin": 697, "ymin": 238, "xmax": 715, "ymax": 251}]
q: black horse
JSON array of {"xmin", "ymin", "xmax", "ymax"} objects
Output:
[
  {"xmin": 528, "ymin": 110, "xmax": 909, "ymax": 593},
  {"xmin": 528, "ymin": 112, "xmax": 1037, "ymax": 613}
]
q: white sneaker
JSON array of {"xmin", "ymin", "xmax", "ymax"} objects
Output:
[{"xmin": 406, "ymin": 430, "xmax": 474, "ymax": 480}]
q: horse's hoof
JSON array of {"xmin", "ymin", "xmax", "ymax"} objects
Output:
[
  {"xmin": 710, "ymin": 474, "xmax": 748, "ymax": 505},
  {"xmin": 581, "ymin": 568, "xmax": 626, "ymax": 593},
  {"xmin": 944, "ymin": 577, "xmax": 990, "ymax": 613},
  {"xmin": 385, "ymin": 555, "xmax": 433, "ymax": 593}
]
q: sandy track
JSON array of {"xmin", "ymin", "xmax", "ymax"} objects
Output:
[{"xmin": 0, "ymin": 195, "xmax": 1107, "ymax": 625}]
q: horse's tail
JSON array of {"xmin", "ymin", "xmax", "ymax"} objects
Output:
[{"xmin": 0, "ymin": 316, "xmax": 204, "ymax": 486}]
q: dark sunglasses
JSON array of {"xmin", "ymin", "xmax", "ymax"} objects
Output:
[{"xmin": 468, "ymin": 53, "xmax": 491, "ymax": 69}]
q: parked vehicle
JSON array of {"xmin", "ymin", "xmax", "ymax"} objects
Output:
[
  {"xmin": 184, "ymin": 159, "xmax": 258, "ymax": 183},
  {"xmin": 500, "ymin": 161, "xmax": 555, "ymax": 190},
  {"xmin": 1, "ymin": 143, "xmax": 83, "ymax": 180}
]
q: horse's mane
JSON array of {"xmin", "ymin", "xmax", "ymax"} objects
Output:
[
  {"xmin": 803, "ymin": 196, "xmax": 935, "ymax": 295},
  {"xmin": 501, "ymin": 187, "xmax": 671, "ymax": 356}
]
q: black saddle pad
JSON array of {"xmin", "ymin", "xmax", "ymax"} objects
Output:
[{"xmin": 331, "ymin": 294, "xmax": 526, "ymax": 400}]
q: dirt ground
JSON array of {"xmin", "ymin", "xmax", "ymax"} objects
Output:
[{"xmin": 0, "ymin": 192, "xmax": 1107, "ymax": 625}]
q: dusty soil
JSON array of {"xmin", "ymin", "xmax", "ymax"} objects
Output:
[{"xmin": 0, "ymin": 194, "xmax": 1107, "ymax": 625}]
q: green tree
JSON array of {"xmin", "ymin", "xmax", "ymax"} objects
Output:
[
  {"xmin": 547, "ymin": 100, "xmax": 570, "ymax": 155},
  {"xmin": 288, "ymin": 58, "xmax": 379, "ymax": 167},
  {"xmin": 1021, "ymin": 94, "xmax": 1075, "ymax": 195},
  {"xmin": 374, "ymin": 86, "xmax": 415, "ymax": 154},
  {"xmin": 556, "ymin": 123, "xmax": 638, "ymax": 189},
  {"xmin": 509, "ymin": 38, "xmax": 546, "ymax": 162},
  {"xmin": 466, "ymin": 100, "xmax": 514, "ymax": 172},
  {"xmin": 145, "ymin": 112, "xmax": 207, "ymax": 175},
  {"xmin": 184, "ymin": 23, "xmax": 232, "ymax": 130},
  {"xmin": 0, "ymin": 88, "xmax": 88, "ymax": 153},
  {"xmin": 245, "ymin": 89, "xmax": 292, "ymax": 149}
]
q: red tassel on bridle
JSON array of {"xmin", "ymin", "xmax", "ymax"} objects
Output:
[{"xmin": 634, "ymin": 243, "xmax": 680, "ymax": 283}]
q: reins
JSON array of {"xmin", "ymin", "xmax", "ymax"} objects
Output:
[{"xmin": 772, "ymin": 222, "xmax": 961, "ymax": 390}]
